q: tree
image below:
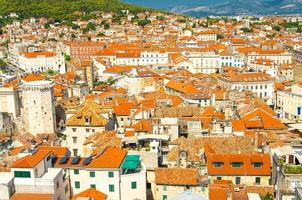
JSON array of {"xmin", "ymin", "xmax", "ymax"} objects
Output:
[
  {"xmin": 273, "ymin": 25, "xmax": 281, "ymax": 31},
  {"xmin": 44, "ymin": 23, "xmax": 50, "ymax": 29},
  {"xmin": 97, "ymin": 32, "xmax": 105, "ymax": 37},
  {"xmin": 156, "ymin": 16, "xmax": 165, "ymax": 21},
  {"xmin": 104, "ymin": 23, "xmax": 110, "ymax": 30},
  {"xmin": 240, "ymin": 27, "xmax": 252, "ymax": 33},
  {"xmin": 64, "ymin": 54, "xmax": 71, "ymax": 61},
  {"xmin": 87, "ymin": 22, "xmax": 96, "ymax": 31},
  {"xmin": 138, "ymin": 19, "xmax": 151, "ymax": 28},
  {"xmin": 261, "ymin": 193, "xmax": 273, "ymax": 200}
]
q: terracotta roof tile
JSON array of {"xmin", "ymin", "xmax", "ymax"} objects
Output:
[{"xmin": 155, "ymin": 168, "xmax": 199, "ymax": 186}]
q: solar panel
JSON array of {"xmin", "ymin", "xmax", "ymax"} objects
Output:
[
  {"xmin": 59, "ymin": 156, "xmax": 68, "ymax": 164},
  {"xmin": 83, "ymin": 156, "xmax": 92, "ymax": 165},
  {"xmin": 71, "ymin": 156, "xmax": 80, "ymax": 164}
]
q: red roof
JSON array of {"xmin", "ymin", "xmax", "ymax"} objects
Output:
[
  {"xmin": 23, "ymin": 52, "xmax": 56, "ymax": 58},
  {"xmin": 72, "ymin": 188, "xmax": 107, "ymax": 200},
  {"xmin": 12, "ymin": 149, "xmax": 51, "ymax": 168},
  {"xmin": 207, "ymin": 153, "xmax": 271, "ymax": 176}
]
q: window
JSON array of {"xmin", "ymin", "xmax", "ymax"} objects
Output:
[
  {"xmin": 231, "ymin": 162, "xmax": 243, "ymax": 168},
  {"xmin": 213, "ymin": 162, "xmax": 224, "ymax": 167},
  {"xmin": 85, "ymin": 129, "xmax": 90, "ymax": 133},
  {"xmin": 14, "ymin": 171, "xmax": 31, "ymax": 178},
  {"xmin": 90, "ymin": 171, "xmax": 95, "ymax": 177},
  {"xmin": 72, "ymin": 128, "xmax": 77, "ymax": 132},
  {"xmin": 74, "ymin": 169, "xmax": 79, "ymax": 175},
  {"xmin": 109, "ymin": 184, "xmax": 115, "ymax": 192},
  {"xmin": 75, "ymin": 181, "xmax": 80, "ymax": 189},
  {"xmin": 217, "ymin": 177, "xmax": 222, "ymax": 180},
  {"xmin": 72, "ymin": 137, "xmax": 77, "ymax": 144},
  {"xmin": 73, "ymin": 149, "xmax": 78, "ymax": 157},
  {"xmin": 255, "ymin": 177, "xmax": 261, "ymax": 184},
  {"xmin": 253, "ymin": 162, "xmax": 263, "ymax": 168},
  {"xmin": 235, "ymin": 177, "xmax": 241, "ymax": 184},
  {"xmin": 121, "ymin": 117, "xmax": 124, "ymax": 122},
  {"xmin": 163, "ymin": 185, "xmax": 167, "ymax": 191},
  {"xmin": 163, "ymin": 195, "xmax": 168, "ymax": 200},
  {"xmin": 131, "ymin": 181, "xmax": 137, "ymax": 189},
  {"xmin": 90, "ymin": 184, "xmax": 96, "ymax": 189},
  {"xmin": 108, "ymin": 172, "xmax": 114, "ymax": 178}
]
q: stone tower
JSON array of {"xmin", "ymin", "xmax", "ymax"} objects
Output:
[{"xmin": 22, "ymin": 81, "xmax": 56, "ymax": 136}]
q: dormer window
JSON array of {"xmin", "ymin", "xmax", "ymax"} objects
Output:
[
  {"xmin": 231, "ymin": 162, "xmax": 243, "ymax": 168},
  {"xmin": 213, "ymin": 162, "xmax": 224, "ymax": 167},
  {"xmin": 253, "ymin": 162, "xmax": 263, "ymax": 168}
]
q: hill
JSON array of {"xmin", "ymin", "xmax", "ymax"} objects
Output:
[
  {"xmin": 124, "ymin": 0, "xmax": 302, "ymax": 16},
  {"xmin": 0, "ymin": 0, "xmax": 149, "ymax": 20}
]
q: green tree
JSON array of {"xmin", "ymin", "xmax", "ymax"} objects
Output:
[
  {"xmin": 87, "ymin": 22, "xmax": 96, "ymax": 31},
  {"xmin": 104, "ymin": 23, "xmax": 110, "ymax": 30},
  {"xmin": 44, "ymin": 23, "xmax": 50, "ymax": 29},
  {"xmin": 273, "ymin": 25, "xmax": 281, "ymax": 31},
  {"xmin": 138, "ymin": 19, "xmax": 150, "ymax": 27},
  {"xmin": 261, "ymin": 193, "xmax": 273, "ymax": 200},
  {"xmin": 64, "ymin": 54, "xmax": 71, "ymax": 61}
]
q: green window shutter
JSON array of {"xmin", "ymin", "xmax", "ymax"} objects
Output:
[
  {"xmin": 163, "ymin": 195, "xmax": 167, "ymax": 200},
  {"xmin": 255, "ymin": 177, "xmax": 261, "ymax": 184},
  {"xmin": 131, "ymin": 181, "xmax": 137, "ymax": 189},
  {"xmin": 90, "ymin": 184, "xmax": 96, "ymax": 189},
  {"xmin": 108, "ymin": 171, "xmax": 114, "ymax": 177},
  {"xmin": 90, "ymin": 171, "xmax": 95, "ymax": 177},
  {"xmin": 75, "ymin": 181, "xmax": 80, "ymax": 189},
  {"xmin": 14, "ymin": 171, "xmax": 31, "ymax": 178},
  {"xmin": 109, "ymin": 184, "xmax": 115, "ymax": 192},
  {"xmin": 74, "ymin": 169, "xmax": 79, "ymax": 175},
  {"xmin": 163, "ymin": 185, "xmax": 167, "ymax": 191},
  {"xmin": 235, "ymin": 177, "xmax": 241, "ymax": 184}
]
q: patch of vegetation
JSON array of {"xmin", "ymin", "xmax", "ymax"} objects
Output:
[
  {"xmin": 240, "ymin": 27, "xmax": 253, "ymax": 33},
  {"xmin": 0, "ymin": 0, "xmax": 152, "ymax": 21},
  {"xmin": 283, "ymin": 164, "xmax": 302, "ymax": 174},
  {"xmin": 261, "ymin": 193, "xmax": 274, "ymax": 200}
]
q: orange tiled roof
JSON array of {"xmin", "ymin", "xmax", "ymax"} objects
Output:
[
  {"xmin": 12, "ymin": 149, "xmax": 51, "ymax": 168},
  {"xmin": 155, "ymin": 168, "xmax": 199, "ymax": 186},
  {"xmin": 22, "ymin": 74, "xmax": 45, "ymax": 82},
  {"xmin": 37, "ymin": 146, "xmax": 69, "ymax": 157},
  {"xmin": 113, "ymin": 103, "xmax": 132, "ymax": 116},
  {"xmin": 207, "ymin": 153, "xmax": 271, "ymax": 176},
  {"xmin": 103, "ymin": 65, "xmax": 135, "ymax": 74},
  {"xmin": 10, "ymin": 145, "xmax": 30, "ymax": 156},
  {"xmin": 23, "ymin": 51, "xmax": 56, "ymax": 58},
  {"xmin": 66, "ymin": 101, "xmax": 108, "ymax": 127},
  {"xmin": 232, "ymin": 108, "xmax": 286, "ymax": 131},
  {"xmin": 166, "ymin": 80, "xmax": 200, "ymax": 94},
  {"xmin": 87, "ymin": 146, "xmax": 127, "ymax": 168},
  {"xmin": 10, "ymin": 193, "xmax": 53, "ymax": 200},
  {"xmin": 72, "ymin": 188, "xmax": 107, "ymax": 200},
  {"xmin": 133, "ymin": 119, "xmax": 152, "ymax": 133}
]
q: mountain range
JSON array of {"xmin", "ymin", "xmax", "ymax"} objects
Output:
[{"xmin": 123, "ymin": 0, "xmax": 302, "ymax": 16}]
